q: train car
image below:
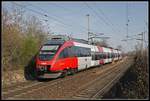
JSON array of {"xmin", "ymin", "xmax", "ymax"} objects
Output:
[
  {"xmin": 110, "ymin": 48, "xmax": 114, "ymax": 62},
  {"xmin": 112, "ymin": 49, "xmax": 118, "ymax": 61},
  {"xmin": 116, "ymin": 49, "xmax": 120, "ymax": 60},
  {"xmin": 107, "ymin": 48, "xmax": 112, "ymax": 63},
  {"xmin": 97, "ymin": 46, "xmax": 104, "ymax": 65},
  {"xmin": 118, "ymin": 50, "xmax": 122, "ymax": 60},
  {"xmin": 36, "ymin": 39, "xmax": 122, "ymax": 79},
  {"xmin": 102, "ymin": 47, "xmax": 109, "ymax": 64}
]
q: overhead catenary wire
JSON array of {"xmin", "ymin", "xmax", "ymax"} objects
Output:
[
  {"xmin": 12, "ymin": 2, "xmax": 86, "ymax": 34},
  {"xmin": 50, "ymin": 3, "xmax": 99, "ymax": 33},
  {"xmin": 26, "ymin": 3, "xmax": 70, "ymax": 23},
  {"xmin": 93, "ymin": 3, "xmax": 122, "ymax": 34},
  {"xmin": 25, "ymin": 2, "xmax": 92, "ymax": 33},
  {"xmin": 84, "ymin": 3, "xmax": 107, "ymax": 32},
  {"xmin": 26, "ymin": 2, "xmax": 109, "ymax": 40},
  {"xmin": 12, "ymin": 2, "xmax": 70, "ymax": 27},
  {"xmin": 37, "ymin": 4, "xmax": 99, "ymax": 32},
  {"xmin": 84, "ymin": 2, "xmax": 118, "ymax": 34}
]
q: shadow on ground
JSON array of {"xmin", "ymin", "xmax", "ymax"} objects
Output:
[
  {"xmin": 37, "ymin": 78, "xmax": 56, "ymax": 82},
  {"xmin": 24, "ymin": 54, "xmax": 37, "ymax": 81}
]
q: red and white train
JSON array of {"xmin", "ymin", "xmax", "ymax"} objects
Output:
[{"xmin": 36, "ymin": 38, "xmax": 122, "ymax": 79}]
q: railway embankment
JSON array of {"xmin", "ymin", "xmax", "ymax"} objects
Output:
[
  {"xmin": 2, "ymin": 69, "xmax": 26, "ymax": 88},
  {"xmin": 2, "ymin": 58, "xmax": 37, "ymax": 88},
  {"xmin": 102, "ymin": 50, "xmax": 149, "ymax": 99}
]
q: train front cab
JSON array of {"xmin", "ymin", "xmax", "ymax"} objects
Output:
[
  {"xmin": 36, "ymin": 41, "xmax": 92, "ymax": 79},
  {"xmin": 36, "ymin": 41, "xmax": 77, "ymax": 79}
]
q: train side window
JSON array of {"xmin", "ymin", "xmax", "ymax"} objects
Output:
[
  {"xmin": 108, "ymin": 53, "xmax": 110, "ymax": 58},
  {"xmin": 103, "ymin": 53, "xmax": 106, "ymax": 59},
  {"xmin": 97, "ymin": 52, "xmax": 100, "ymax": 60},
  {"xmin": 92, "ymin": 52, "xmax": 95, "ymax": 60},
  {"xmin": 68, "ymin": 46, "xmax": 74, "ymax": 57},
  {"xmin": 95, "ymin": 53, "xmax": 98, "ymax": 60},
  {"xmin": 106, "ymin": 53, "xmax": 108, "ymax": 59},
  {"xmin": 75, "ymin": 47, "xmax": 80, "ymax": 57},
  {"xmin": 105, "ymin": 53, "xmax": 107, "ymax": 59},
  {"xmin": 83, "ymin": 48, "xmax": 86, "ymax": 57},
  {"xmin": 78, "ymin": 47, "xmax": 82, "ymax": 57},
  {"xmin": 103, "ymin": 53, "xmax": 105, "ymax": 59},
  {"xmin": 59, "ymin": 51, "xmax": 64, "ymax": 58},
  {"xmin": 85, "ymin": 48, "xmax": 88, "ymax": 57},
  {"xmin": 107, "ymin": 53, "xmax": 108, "ymax": 58},
  {"xmin": 76, "ymin": 46, "xmax": 80, "ymax": 57},
  {"xmin": 97, "ymin": 53, "xmax": 99, "ymax": 60},
  {"xmin": 98, "ymin": 53, "xmax": 100, "ymax": 60},
  {"xmin": 64, "ymin": 48, "xmax": 69, "ymax": 58},
  {"xmin": 99, "ymin": 53, "xmax": 103, "ymax": 59},
  {"xmin": 102, "ymin": 53, "xmax": 104, "ymax": 59},
  {"xmin": 113, "ymin": 53, "xmax": 115, "ymax": 58},
  {"xmin": 71, "ymin": 46, "xmax": 77, "ymax": 57},
  {"xmin": 82, "ymin": 48, "xmax": 86, "ymax": 57},
  {"xmin": 59, "ymin": 50, "xmax": 65, "ymax": 58},
  {"xmin": 87, "ymin": 49, "xmax": 91, "ymax": 56},
  {"xmin": 59, "ymin": 48, "xmax": 69, "ymax": 58},
  {"xmin": 76, "ymin": 47, "xmax": 91, "ymax": 57},
  {"xmin": 86, "ymin": 48, "xmax": 91, "ymax": 57},
  {"xmin": 109, "ymin": 53, "xmax": 111, "ymax": 58}
]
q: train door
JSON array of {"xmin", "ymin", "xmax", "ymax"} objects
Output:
[
  {"xmin": 77, "ymin": 47, "xmax": 91, "ymax": 71},
  {"xmin": 90, "ymin": 46, "xmax": 99, "ymax": 67},
  {"xmin": 108, "ymin": 49, "xmax": 112, "ymax": 63},
  {"xmin": 78, "ymin": 57, "xmax": 90, "ymax": 70},
  {"xmin": 94, "ymin": 46, "xmax": 99, "ymax": 65},
  {"xmin": 90, "ymin": 46, "xmax": 95, "ymax": 67},
  {"xmin": 114, "ymin": 50, "xmax": 118, "ymax": 61},
  {"xmin": 103, "ymin": 48, "xmax": 108, "ymax": 64}
]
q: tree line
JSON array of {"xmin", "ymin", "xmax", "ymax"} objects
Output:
[{"xmin": 2, "ymin": 7, "xmax": 48, "ymax": 71}]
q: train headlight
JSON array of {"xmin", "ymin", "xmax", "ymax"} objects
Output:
[{"xmin": 37, "ymin": 65, "xmax": 47, "ymax": 71}]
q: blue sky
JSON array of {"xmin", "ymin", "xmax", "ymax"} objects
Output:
[{"xmin": 2, "ymin": 1, "xmax": 148, "ymax": 53}]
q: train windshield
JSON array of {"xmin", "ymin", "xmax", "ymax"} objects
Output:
[
  {"xmin": 41, "ymin": 45, "xmax": 59, "ymax": 51},
  {"xmin": 38, "ymin": 45, "xmax": 60, "ymax": 61}
]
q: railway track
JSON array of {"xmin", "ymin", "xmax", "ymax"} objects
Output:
[
  {"xmin": 2, "ymin": 74, "xmax": 78, "ymax": 99},
  {"xmin": 2, "ymin": 81, "xmax": 42, "ymax": 94},
  {"xmin": 72, "ymin": 57, "xmax": 133, "ymax": 99},
  {"xmin": 2, "ymin": 61, "xmax": 117, "ymax": 100},
  {"xmin": 2, "ymin": 57, "xmax": 132, "ymax": 100}
]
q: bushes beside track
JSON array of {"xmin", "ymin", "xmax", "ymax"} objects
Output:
[
  {"xmin": 103, "ymin": 49, "xmax": 149, "ymax": 99},
  {"xmin": 2, "ymin": 7, "xmax": 47, "ymax": 72}
]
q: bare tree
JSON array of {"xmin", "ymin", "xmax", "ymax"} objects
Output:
[{"xmin": 2, "ymin": 6, "xmax": 48, "ymax": 71}]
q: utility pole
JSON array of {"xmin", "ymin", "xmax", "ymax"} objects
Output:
[
  {"xmin": 138, "ymin": 32, "xmax": 144, "ymax": 51},
  {"xmin": 86, "ymin": 14, "xmax": 90, "ymax": 42},
  {"xmin": 126, "ymin": 2, "xmax": 129, "ymax": 39}
]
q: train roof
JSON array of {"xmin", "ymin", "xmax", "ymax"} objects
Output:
[
  {"xmin": 44, "ymin": 35, "xmax": 121, "ymax": 51},
  {"xmin": 72, "ymin": 38, "xmax": 89, "ymax": 44},
  {"xmin": 44, "ymin": 39, "xmax": 65, "ymax": 45}
]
